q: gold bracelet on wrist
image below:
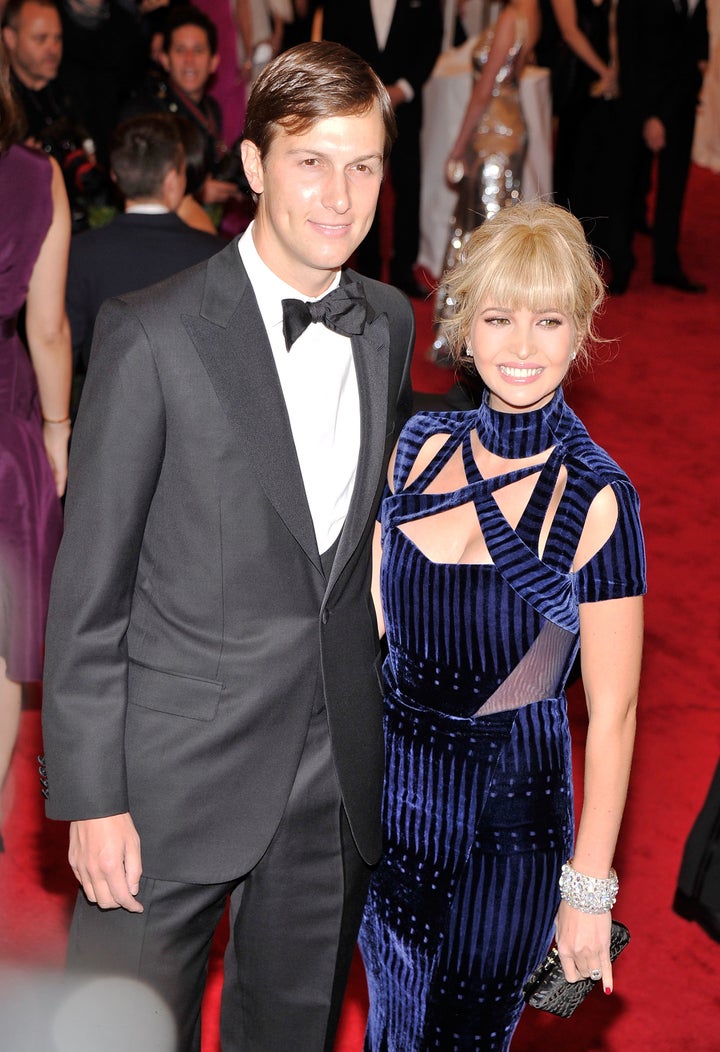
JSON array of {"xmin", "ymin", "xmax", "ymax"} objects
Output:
[{"xmin": 42, "ymin": 414, "xmax": 71, "ymax": 425}]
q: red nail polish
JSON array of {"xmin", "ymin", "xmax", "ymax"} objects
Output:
[{"xmin": 604, "ymin": 987, "xmax": 612, "ymax": 996}]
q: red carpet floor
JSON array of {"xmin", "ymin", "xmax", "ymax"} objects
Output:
[{"xmin": 2, "ymin": 165, "xmax": 719, "ymax": 1051}]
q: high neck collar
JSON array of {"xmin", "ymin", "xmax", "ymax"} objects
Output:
[{"xmin": 475, "ymin": 388, "xmax": 567, "ymax": 458}]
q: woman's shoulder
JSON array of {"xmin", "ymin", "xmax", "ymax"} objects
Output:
[
  {"xmin": 561, "ymin": 406, "xmax": 637, "ymax": 490},
  {"xmin": 1, "ymin": 144, "xmax": 54, "ymax": 256},
  {"xmin": 2, "ymin": 142, "xmax": 52, "ymax": 184}
]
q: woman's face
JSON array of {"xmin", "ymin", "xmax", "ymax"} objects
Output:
[{"xmin": 469, "ymin": 301, "xmax": 576, "ymax": 413}]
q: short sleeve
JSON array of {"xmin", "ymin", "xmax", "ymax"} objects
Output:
[{"xmin": 575, "ymin": 480, "xmax": 647, "ymax": 603}]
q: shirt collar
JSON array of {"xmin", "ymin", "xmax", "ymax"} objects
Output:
[
  {"xmin": 125, "ymin": 204, "xmax": 170, "ymax": 215},
  {"xmin": 238, "ymin": 221, "xmax": 342, "ymax": 333}
]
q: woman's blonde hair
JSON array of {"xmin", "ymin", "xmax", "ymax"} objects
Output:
[{"xmin": 440, "ymin": 201, "xmax": 606, "ymax": 370}]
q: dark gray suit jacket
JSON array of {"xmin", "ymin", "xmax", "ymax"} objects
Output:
[
  {"xmin": 66, "ymin": 211, "xmax": 224, "ymax": 370},
  {"xmin": 42, "ymin": 237, "xmax": 414, "ymax": 883}
]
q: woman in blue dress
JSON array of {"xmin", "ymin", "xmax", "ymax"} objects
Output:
[{"xmin": 359, "ymin": 201, "xmax": 645, "ymax": 1050}]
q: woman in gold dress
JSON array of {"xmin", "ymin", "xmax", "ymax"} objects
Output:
[{"xmin": 430, "ymin": 0, "xmax": 541, "ymax": 364}]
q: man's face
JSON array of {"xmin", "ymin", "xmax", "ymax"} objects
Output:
[
  {"xmin": 160, "ymin": 25, "xmax": 218, "ymax": 103},
  {"xmin": 241, "ymin": 106, "xmax": 386, "ymax": 297},
  {"xmin": 2, "ymin": 2, "xmax": 62, "ymax": 91}
]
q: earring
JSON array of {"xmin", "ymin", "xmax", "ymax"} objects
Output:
[{"xmin": 571, "ymin": 351, "xmax": 577, "ymax": 360}]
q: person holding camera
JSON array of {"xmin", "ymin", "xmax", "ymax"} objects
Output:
[
  {"xmin": 1, "ymin": 0, "xmax": 112, "ymax": 229},
  {"xmin": 122, "ymin": 4, "xmax": 246, "ymax": 225}
]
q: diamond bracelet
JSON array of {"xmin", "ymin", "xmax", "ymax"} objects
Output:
[{"xmin": 558, "ymin": 860, "xmax": 619, "ymax": 914}]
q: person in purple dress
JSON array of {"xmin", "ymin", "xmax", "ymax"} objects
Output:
[{"xmin": 0, "ymin": 45, "xmax": 71, "ymax": 849}]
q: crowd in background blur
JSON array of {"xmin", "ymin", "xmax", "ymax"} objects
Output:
[{"xmin": 0, "ymin": 1, "xmax": 714, "ymax": 295}]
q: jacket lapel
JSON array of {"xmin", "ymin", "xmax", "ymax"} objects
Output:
[{"xmin": 182, "ymin": 241, "xmax": 322, "ymax": 573}]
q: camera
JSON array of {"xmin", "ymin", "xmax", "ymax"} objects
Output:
[
  {"xmin": 39, "ymin": 116, "xmax": 112, "ymax": 228},
  {"xmin": 214, "ymin": 136, "xmax": 251, "ymax": 195}
]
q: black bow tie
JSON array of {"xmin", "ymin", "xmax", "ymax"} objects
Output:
[{"xmin": 281, "ymin": 281, "xmax": 367, "ymax": 351}]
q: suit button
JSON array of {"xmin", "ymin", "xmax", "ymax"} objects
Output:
[{"xmin": 321, "ymin": 609, "xmax": 329, "ymax": 624}]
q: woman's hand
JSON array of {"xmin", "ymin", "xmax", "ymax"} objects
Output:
[
  {"xmin": 555, "ymin": 900, "xmax": 614, "ymax": 993},
  {"xmin": 445, "ymin": 155, "xmax": 465, "ymax": 185},
  {"xmin": 591, "ymin": 65, "xmax": 619, "ymax": 100},
  {"xmin": 42, "ymin": 418, "xmax": 71, "ymax": 497}
]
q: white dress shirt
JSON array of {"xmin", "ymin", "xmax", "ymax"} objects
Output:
[
  {"xmin": 370, "ymin": 0, "xmax": 415, "ymax": 101},
  {"xmin": 371, "ymin": 0, "xmax": 396, "ymax": 50},
  {"xmin": 239, "ymin": 224, "xmax": 361, "ymax": 555}
]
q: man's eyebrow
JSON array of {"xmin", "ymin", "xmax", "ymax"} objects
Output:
[{"xmin": 284, "ymin": 148, "xmax": 384, "ymax": 163}]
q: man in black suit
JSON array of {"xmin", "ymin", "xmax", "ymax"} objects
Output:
[
  {"xmin": 122, "ymin": 5, "xmax": 242, "ymax": 213},
  {"xmin": 67, "ymin": 113, "xmax": 223, "ymax": 374},
  {"xmin": 42, "ymin": 41, "xmax": 413, "ymax": 1051},
  {"xmin": 322, "ymin": 0, "xmax": 443, "ymax": 297},
  {"xmin": 1, "ymin": 0, "xmax": 111, "ymax": 228},
  {"xmin": 617, "ymin": 0, "xmax": 709, "ymax": 292}
]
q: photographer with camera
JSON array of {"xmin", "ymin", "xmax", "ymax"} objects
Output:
[
  {"xmin": 1, "ymin": 0, "xmax": 112, "ymax": 230},
  {"xmin": 122, "ymin": 4, "xmax": 248, "ymax": 228}
]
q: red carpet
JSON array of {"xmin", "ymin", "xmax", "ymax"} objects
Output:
[{"xmin": 2, "ymin": 165, "xmax": 719, "ymax": 1051}]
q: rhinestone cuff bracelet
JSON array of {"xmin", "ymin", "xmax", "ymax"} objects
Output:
[{"xmin": 559, "ymin": 860, "xmax": 619, "ymax": 914}]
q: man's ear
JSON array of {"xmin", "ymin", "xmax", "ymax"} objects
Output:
[
  {"xmin": 240, "ymin": 139, "xmax": 264, "ymax": 195},
  {"xmin": 161, "ymin": 162, "xmax": 186, "ymax": 211},
  {"xmin": 1, "ymin": 25, "xmax": 16, "ymax": 53},
  {"xmin": 209, "ymin": 52, "xmax": 220, "ymax": 76},
  {"xmin": 158, "ymin": 50, "xmax": 170, "ymax": 75}
]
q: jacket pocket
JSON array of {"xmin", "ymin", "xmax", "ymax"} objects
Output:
[{"xmin": 128, "ymin": 660, "xmax": 223, "ymax": 722}]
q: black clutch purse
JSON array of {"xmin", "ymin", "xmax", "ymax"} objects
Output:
[{"xmin": 523, "ymin": 920, "xmax": 630, "ymax": 1018}]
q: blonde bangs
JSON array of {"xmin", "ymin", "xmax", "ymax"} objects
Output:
[
  {"xmin": 468, "ymin": 230, "xmax": 581, "ymax": 315},
  {"xmin": 440, "ymin": 202, "xmax": 605, "ymax": 365}
]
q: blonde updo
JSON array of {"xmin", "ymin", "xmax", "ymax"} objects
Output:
[{"xmin": 440, "ymin": 201, "xmax": 606, "ymax": 370}]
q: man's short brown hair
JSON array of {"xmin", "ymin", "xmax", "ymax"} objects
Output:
[
  {"xmin": 243, "ymin": 41, "xmax": 397, "ymax": 159},
  {"xmin": 110, "ymin": 114, "xmax": 184, "ymax": 201}
]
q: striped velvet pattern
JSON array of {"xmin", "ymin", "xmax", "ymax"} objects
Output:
[
  {"xmin": 358, "ymin": 391, "xmax": 645, "ymax": 1050},
  {"xmin": 359, "ymin": 695, "xmax": 574, "ymax": 1051}
]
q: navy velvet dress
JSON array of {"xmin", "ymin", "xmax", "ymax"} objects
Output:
[{"xmin": 359, "ymin": 390, "xmax": 645, "ymax": 1050}]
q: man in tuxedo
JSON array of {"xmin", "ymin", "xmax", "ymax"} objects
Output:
[
  {"xmin": 322, "ymin": 0, "xmax": 443, "ymax": 297},
  {"xmin": 617, "ymin": 0, "xmax": 709, "ymax": 292},
  {"xmin": 67, "ymin": 112, "xmax": 223, "ymax": 374},
  {"xmin": 42, "ymin": 41, "xmax": 414, "ymax": 1052}
]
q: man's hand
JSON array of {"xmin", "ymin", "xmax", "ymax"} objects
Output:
[
  {"xmin": 643, "ymin": 116, "xmax": 666, "ymax": 153},
  {"xmin": 385, "ymin": 84, "xmax": 408, "ymax": 110},
  {"xmin": 201, "ymin": 178, "xmax": 241, "ymax": 205},
  {"xmin": 69, "ymin": 813, "xmax": 144, "ymax": 913}
]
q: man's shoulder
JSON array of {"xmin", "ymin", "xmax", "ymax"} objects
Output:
[
  {"xmin": 71, "ymin": 213, "xmax": 221, "ymax": 253},
  {"xmin": 68, "ymin": 216, "xmax": 123, "ymax": 259},
  {"xmin": 163, "ymin": 214, "xmax": 226, "ymax": 250},
  {"xmin": 114, "ymin": 236, "xmax": 239, "ymax": 311},
  {"xmin": 347, "ymin": 269, "xmax": 414, "ymax": 319}
]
